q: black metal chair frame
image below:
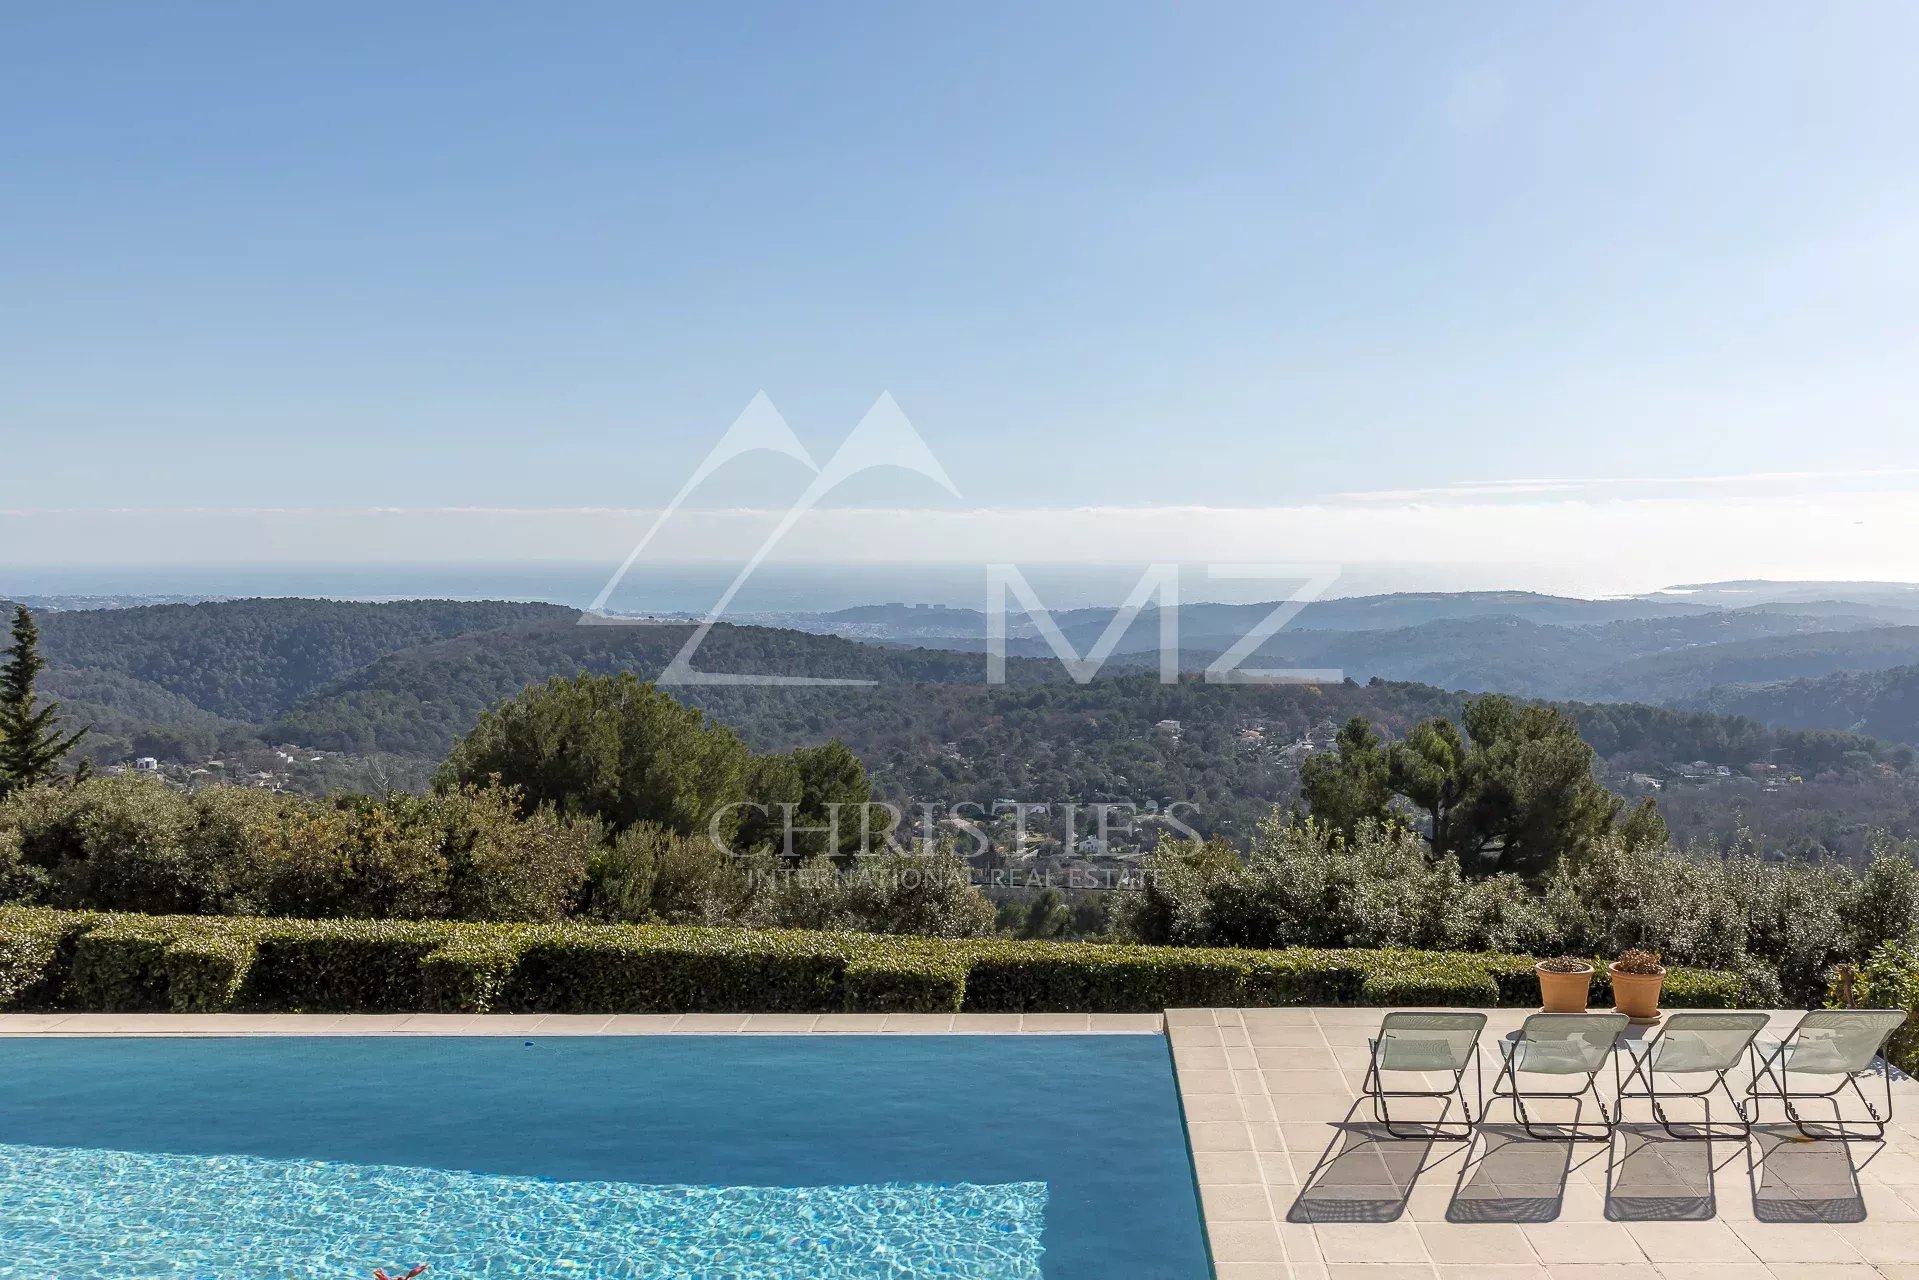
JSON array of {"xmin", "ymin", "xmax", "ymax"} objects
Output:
[
  {"xmin": 1746, "ymin": 1038, "xmax": 1898, "ymax": 1143},
  {"xmin": 1362, "ymin": 1031, "xmax": 1485, "ymax": 1141},
  {"xmin": 1492, "ymin": 1034, "xmax": 1622, "ymax": 1142},
  {"xmin": 1616, "ymin": 1035, "xmax": 1756, "ymax": 1141}
]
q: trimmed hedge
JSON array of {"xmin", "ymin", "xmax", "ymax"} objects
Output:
[{"xmin": 0, "ymin": 907, "xmax": 1764, "ymax": 1016}]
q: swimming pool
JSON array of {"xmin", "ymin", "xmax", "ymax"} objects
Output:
[{"xmin": 0, "ymin": 1035, "xmax": 1212, "ymax": 1278}]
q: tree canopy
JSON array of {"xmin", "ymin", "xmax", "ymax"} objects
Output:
[
  {"xmin": 1300, "ymin": 695, "xmax": 1627, "ymax": 877},
  {"xmin": 0, "ymin": 606, "xmax": 87, "ymax": 797},
  {"xmin": 437, "ymin": 671, "xmax": 879, "ymax": 855}
]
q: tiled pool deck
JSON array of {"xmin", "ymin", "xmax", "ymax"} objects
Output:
[
  {"xmin": 5, "ymin": 1008, "xmax": 1915, "ymax": 1279},
  {"xmin": 1170, "ymin": 1007, "xmax": 1919, "ymax": 1280}
]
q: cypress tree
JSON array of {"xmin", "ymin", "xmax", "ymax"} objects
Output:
[{"xmin": 0, "ymin": 605, "xmax": 87, "ymax": 796}]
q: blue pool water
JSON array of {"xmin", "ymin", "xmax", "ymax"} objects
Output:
[{"xmin": 0, "ymin": 1036, "xmax": 1210, "ymax": 1279}]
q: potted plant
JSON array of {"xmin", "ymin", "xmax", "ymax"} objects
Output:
[
  {"xmin": 1609, "ymin": 948, "xmax": 1666, "ymax": 1025},
  {"xmin": 1535, "ymin": 955, "xmax": 1595, "ymax": 1013}
]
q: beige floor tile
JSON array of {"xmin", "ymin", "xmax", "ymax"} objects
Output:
[
  {"xmin": 599, "ymin": 1014, "xmax": 683, "ymax": 1033},
  {"xmin": 1210, "ymin": 1220, "xmax": 1286, "ymax": 1264},
  {"xmin": 1314, "ymin": 1222, "xmax": 1429, "ymax": 1264},
  {"xmin": 462, "ymin": 1014, "xmax": 553, "ymax": 1034},
  {"xmin": 738, "ymin": 1014, "xmax": 817, "ymax": 1033},
  {"xmin": 1766, "ymin": 1265, "xmax": 1885, "ymax": 1280},
  {"xmin": 1189, "ymin": 1121, "xmax": 1255, "ymax": 1152},
  {"xmin": 535, "ymin": 1013, "xmax": 615, "ymax": 1033},
  {"xmin": 1194, "ymin": 1150, "xmax": 1264, "ymax": 1185},
  {"xmin": 0, "ymin": 1014, "xmax": 74, "ymax": 1033},
  {"xmin": 1721, "ymin": 1222, "xmax": 1858, "ymax": 1264},
  {"xmin": 1833, "ymin": 1219, "xmax": 1919, "ymax": 1263},
  {"xmin": 1177, "ymin": 1046, "xmax": 1231, "ymax": 1070},
  {"xmin": 1625, "ymin": 1221, "xmax": 1757, "ymax": 1264},
  {"xmin": 1324, "ymin": 1266, "xmax": 1437, "ymax": 1279},
  {"xmin": 393, "ymin": 1014, "xmax": 478, "ymax": 1032},
  {"xmin": 808, "ymin": 1014, "xmax": 886, "ymax": 1032},
  {"xmin": 1165, "ymin": 1008, "xmax": 1217, "ymax": 1026},
  {"xmin": 1211, "ymin": 1265, "xmax": 1294, "ymax": 1279},
  {"xmin": 1178, "ymin": 1068, "xmax": 1237, "ymax": 1094},
  {"xmin": 1266, "ymin": 1074, "xmax": 1358, "ymax": 1105},
  {"xmin": 672, "ymin": 1013, "xmax": 750, "ymax": 1032},
  {"xmin": 1184, "ymin": 1093, "xmax": 1248, "ymax": 1122},
  {"xmin": 878, "ymin": 1013, "xmax": 953, "ymax": 1033},
  {"xmin": 1089, "ymin": 1012, "xmax": 1163, "ymax": 1033},
  {"xmin": 1201, "ymin": 1182, "xmax": 1281, "ymax": 1222},
  {"xmin": 1524, "ymin": 1222, "xmax": 1650, "ymax": 1265},
  {"xmin": 945, "ymin": 1013, "xmax": 1022, "ymax": 1033},
  {"xmin": 1018, "ymin": 1012, "xmax": 1091, "ymax": 1032},
  {"xmin": 1247, "ymin": 1024, "xmax": 1332, "ymax": 1047},
  {"xmin": 1171, "ymin": 1023, "xmax": 1224, "ymax": 1047},
  {"xmin": 1416, "ymin": 1222, "xmax": 1534, "ymax": 1265},
  {"xmin": 1257, "ymin": 1045, "xmax": 1341, "ymax": 1070}
]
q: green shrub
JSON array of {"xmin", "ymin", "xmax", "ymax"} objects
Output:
[
  {"xmin": 0, "ymin": 907, "xmax": 94, "ymax": 1009},
  {"xmin": 163, "ymin": 929, "xmax": 257, "ymax": 1013},
  {"xmin": 1837, "ymin": 941, "xmax": 1919, "ymax": 1075},
  {"xmin": 1356, "ymin": 950, "xmax": 1501, "ymax": 1007},
  {"xmin": 421, "ymin": 927, "xmax": 530, "ymax": 1013},
  {"xmin": 843, "ymin": 947, "xmax": 968, "ymax": 1013},
  {"xmin": 236, "ymin": 918, "xmax": 448, "ymax": 1012},
  {"xmin": 0, "ymin": 907, "xmax": 1765, "ymax": 1017},
  {"xmin": 961, "ymin": 940, "xmax": 1255, "ymax": 1012},
  {"xmin": 68, "ymin": 915, "xmax": 177, "ymax": 1012},
  {"xmin": 501, "ymin": 923, "xmax": 850, "ymax": 1013}
]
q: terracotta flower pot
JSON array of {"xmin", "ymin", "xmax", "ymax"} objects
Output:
[
  {"xmin": 1536, "ymin": 963, "xmax": 1594, "ymax": 1013},
  {"xmin": 1609, "ymin": 963, "xmax": 1666, "ymax": 1025}
]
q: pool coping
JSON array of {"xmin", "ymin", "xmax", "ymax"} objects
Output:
[{"xmin": 0, "ymin": 1012, "xmax": 1165, "ymax": 1036}]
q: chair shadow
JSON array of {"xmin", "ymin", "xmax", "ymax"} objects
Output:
[
  {"xmin": 1445, "ymin": 1122, "xmax": 1574, "ymax": 1222},
  {"xmin": 1747, "ymin": 1123, "xmax": 1868, "ymax": 1223},
  {"xmin": 1287, "ymin": 1101, "xmax": 1442, "ymax": 1224},
  {"xmin": 1605, "ymin": 1124, "xmax": 1719, "ymax": 1221}
]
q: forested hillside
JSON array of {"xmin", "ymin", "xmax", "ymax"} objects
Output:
[
  {"xmin": 1683, "ymin": 664, "xmax": 1919, "ymax": 747},
  {"xmin": 20, "ymin": 596, "xmax": 1919, "ymax": 857}
]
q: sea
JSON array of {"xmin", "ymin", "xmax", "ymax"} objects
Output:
[{"xmin": 0, "ymin": 560, "xmax": 1605, "ymax": 615}]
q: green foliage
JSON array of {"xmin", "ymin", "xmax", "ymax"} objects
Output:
[
  {"xmin": 747, "ymin": 853, "xmax": 995, "ymax": 939},
  {"xmin": 0, "ymin": 776, "xmax": 594, "ymax": 924},
  {"xmin": 1839, "ymin": 940, "xmax": 1919, "ymax": 1074},
  {"xmin": 842, "ymin": 950, "xmax": 969, "ymax": 1013},
  {"xmin": 1120, "ymin": 815, "xmax": 1919, "ymax": 1007},
  {"xmin": 0, "ymin": 906, "xmax": 1759, "ymax": 1015},
  {"xmin": 0, "ymin": 906, "xmax": 93, "ymax": 1009},
  {"xmin": 1298, "ymin": 717, "xmax": 1394, "ymax": 841},
  {"xmin": 439, "ymin": 672, "xmax": 757, "ymax": 839},
  {"xmin": 0, "ymin": 607, "xmax": 87, "ymax": 796},
  {"xmin": 1304, "ymin": 696, "xmax": 1622, "ymax": 879}
]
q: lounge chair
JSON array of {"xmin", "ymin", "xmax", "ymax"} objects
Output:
[
  {"xmin": 1362, "ymin": 1011, "xmax": 1487, "ymax": 1140},
  {"xmin": 1745, "ymin": 1009, "xmax": 1908, "ymax": 1141},
  {"xmin": 1491, "ymin": 1012, "xmax": 1628, "ymax": 1141},
  {"xmin": 1616, "ymin": 1010, "xmax": 1769, "ymax": 1139}
]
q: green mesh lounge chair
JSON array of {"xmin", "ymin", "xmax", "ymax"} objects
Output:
[
  {"xmin": 1617, "ymin": 1010, "xmax": 1768, "ymax": 1140},
  {"xmin": 1492, "ymin": 1012, "xmax": 1629, "ymax": 1142},
  {"xmin": 1362, "ymin": 1011, "xmax": 1488, "ymax": 1140},
  {"xmin": 1746, "ymin": 1009, "xmax": 1909, "ymax": 1141}
]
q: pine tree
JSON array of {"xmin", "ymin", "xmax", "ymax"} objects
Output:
[{"xmin": 0, "ymin": 606, "xmax": 87, "ymax": 797}]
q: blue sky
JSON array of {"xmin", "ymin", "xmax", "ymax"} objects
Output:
[{"xmin": 4, "ymin": 3, "xmax": 1918, "ymax": 584}]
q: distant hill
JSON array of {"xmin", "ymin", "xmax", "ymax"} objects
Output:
[
  {"xmin": 38, "ymin": 597, "xmax": 577, "ymax": 723},
  {"xmin": 16, "ymin": 592, "xmax": 1919, "ymax": 858},
  {"xmin": 1580, "ymin": 626, "xmax": 1919, "ymax": 706},
  {"xmin": 1683, "ymin": 664, "xmax": 1919, "ymax": 747}
]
